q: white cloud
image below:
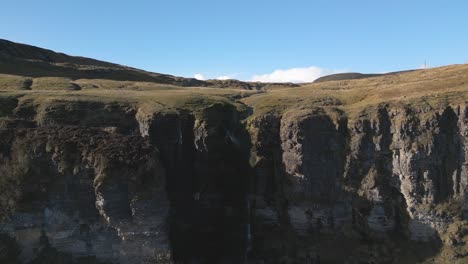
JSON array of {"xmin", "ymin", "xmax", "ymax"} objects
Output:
[
  {"xmin": 194, "ymin": 74, "xmax": 205, "ymax": 80},
  {"xmin": 193, "ymin": 67, "xmax": 345, "ymax": 83},
  {"xmin": 216, "ymin": 75, "xmax": 234, "ymax": 80},
  {"xmin": 250, "ymin": 66, "xmax": 343, "ymax": 83},
  {"xmin": 194, "ymin": 74, "xmax": 236, "ymax": 80}
]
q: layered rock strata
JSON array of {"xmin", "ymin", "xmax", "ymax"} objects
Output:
[{"xmin": 1, "ymin": 100, "xmax": 468, "ymax": 263}]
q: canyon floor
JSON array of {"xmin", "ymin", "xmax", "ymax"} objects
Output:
[{"xmin": 1, "ymin": 39, "xmax": 468, "ymax": 263}]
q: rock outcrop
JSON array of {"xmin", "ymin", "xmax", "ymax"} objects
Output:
[
  {"xmin": 247, "ymin": 104, "xmax": 468, "ymax": 263},
  {"xmin": 0, "ymin": 126, "xmax": 170, "ymax": 264},
  {"xmin": 1, "ymin": 88, "xmax": 468, "ymax": 263}
]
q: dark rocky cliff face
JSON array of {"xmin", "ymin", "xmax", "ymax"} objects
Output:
[
  {"xmin": 0, "ymin": 126, "xmax": 170, "ymax": 264},
  {"xmin": 1, "ymin": 99, "xmax": 468, "ymax": 263}
]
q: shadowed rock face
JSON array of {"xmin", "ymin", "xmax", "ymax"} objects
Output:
[
  {"xmin": 248, "ymin": 104, "xmax": 468, "ymax": 263},
  {"xmin": 0, "ymin": 127, "xmax": 170, "ymax": 264},
  {"xmin": 1, "ymin": 99, "xmax": 468, "ymax": 264}
]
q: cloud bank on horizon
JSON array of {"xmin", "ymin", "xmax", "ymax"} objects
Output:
[
  {"xmin": 194, "ymin": 66, "xmax": 344, "ymax": 83},
  {"xmin": 194, "ymin": 74, "xmax": 206, "ymax": 80},
  {"xmin": 250, "ymin": 66, "xmax": 344, "ymax": 83},
  {"xmin": 193, "ymin": 74, "xmax": 236, "ymax": 81}
]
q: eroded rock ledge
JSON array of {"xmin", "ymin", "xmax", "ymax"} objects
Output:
[{"xmin": 1, "ymin": 100, "xmax": 468, "ymax": 263}]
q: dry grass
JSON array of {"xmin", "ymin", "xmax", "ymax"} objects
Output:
[
  {"xmin": 0, "ymin": 74, "xmax": 31, "ymax": 90},
  {"xmin": 0, "ymin": 81, "xmax": 259, "ymax": 118},
  {"xmin": 242, "ymin": 64, "xmax": 468, "ymax": 119},
  {"xmin": 31, "ymin": 77, "xmax": 80, "ymax": 90},
  {"xmin": 74, "ymin": 79, "xmax": 180, "ymax": 90},
  {"xmin": 1, "ymin": 64, "xmax": 468, "ymax": 119}
]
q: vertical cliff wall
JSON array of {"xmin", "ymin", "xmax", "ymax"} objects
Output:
[
  {"xmin": 247, "ymin": 103, "xmax": 468, "ymax": 263},
  {"xmin": 1, "ymin": 98, "xmax": 468, "ymax": 263}
]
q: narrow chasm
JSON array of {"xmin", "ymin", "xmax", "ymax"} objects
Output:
[{"xmin": 145, "ymin": 104, "xmax": 254, "ymax": 263}]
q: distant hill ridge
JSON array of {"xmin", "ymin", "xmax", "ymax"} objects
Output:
[
  {"xmin": 313, "ymin": 70, "xmax": 417, "ymax": 83},
  {"xmin": 0, "ymin": 39, "xmax": 299, "ymax": 90}
]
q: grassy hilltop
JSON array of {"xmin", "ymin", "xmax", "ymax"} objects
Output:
[{"xmin": 1, "ymin": 39, "xmax": 468, "ymax": 120}]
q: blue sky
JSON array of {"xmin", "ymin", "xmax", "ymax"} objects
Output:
[{"xmin": 1, "ymin": 0, "xmax": 467, "ymax": 82}]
